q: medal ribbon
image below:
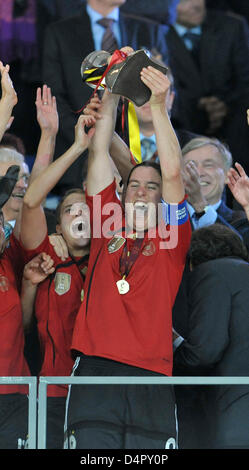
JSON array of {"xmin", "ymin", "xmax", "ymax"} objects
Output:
[
  {"xmin": 127, "ymin": 101, "xmax": 142, "ymax": 163},
  {"xmin": 121, "ymin": 99, "xmax": 142, "ymax": 165},
  {"xmin": 119, "ymin": 237, "xmax": 144, "ymax": 279}
]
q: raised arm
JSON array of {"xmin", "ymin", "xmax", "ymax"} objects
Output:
[
  {"xmin": 29, "ymin": 85, "xmax": 59, "ymax": 184},
  {"xmin": 0, "ymin": 62, "xmax": 17, "ymax": 142},
  {"xmin": 12, "ymin": 85, "xmax": 58, "ymax": 241},
  {"xmin": 110, "ymin": 132, "xmax": 134, "ymax": 184},
  {"xmin": 83, "ymin": 94, "xmax": 133, "ymax": 186},
  {"xmin": 86, "ymin": 47, "xmax": 137, "ymax": 196},
  {"xmin": 86, "ymin": 89, "xmax": 120, "ymax": 196},
  {"xmin": 21, "ymin": 114, "xmax": 95, "ymax": 249},
  {"xmin": 140, "ymin": 66, "xmax": 184, "ymax": 203}
]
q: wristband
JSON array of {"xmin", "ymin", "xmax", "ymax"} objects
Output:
[{"xmin": 161, "ymin": 198, "xmax": 189, "ymax": 225}]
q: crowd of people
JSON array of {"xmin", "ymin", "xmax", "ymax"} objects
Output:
[{"xmin": 0, "ymin": 0, "xmax": 249, "ymax": 450}]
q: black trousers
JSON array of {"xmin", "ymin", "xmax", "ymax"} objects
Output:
[
  {"xmin": 47, "ymin": 396, "xmax": 67, "ymax": 449},
  {"xmin": 64, "ymin": 355, "xmax": 177, "ymax": 449},
  {"xmin": 0, "ymin": 394, "xmax": 28, "ymax": 449}
]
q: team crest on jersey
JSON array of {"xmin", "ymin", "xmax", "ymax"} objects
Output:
[
  {"xmin": 54, "ymin": 272, "xmax": 71, "ymax": 295},
  {"xmin": 107, "ymin": 236, "xmax": 126, "ymax": 253},
  {"xmin": 142, "ymin": 241, "xmax": 156, "ymax": 256}
]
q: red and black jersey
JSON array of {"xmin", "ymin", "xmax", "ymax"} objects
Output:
[
  {"xmin": 24, "ymin": 235, "xmax": 89, "ymax": 397},
  {"xmin": 0, "ymin": 234, "xmax": 30, "ymax": 394},
  {"xmin": 72, "ymin": 181, "xmax": 191, "ymax": 376}
]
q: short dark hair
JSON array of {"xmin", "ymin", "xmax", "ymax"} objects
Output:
[
  {"xmin": 55, "ymin": 188, "xmax": 84, "ymax": 224},
  {"xmin": 0, "ymin": 132, "xmax": 26, "ymax": 155},
  {"xmin": 189, "ymin": 224, "xmax": 249, "ymax": 268},
  {"xmin": 121, "ymin": 161, "xmax": 162, "ymax": 206},
  {"xmin": 126, "ymin": 161, "xmax": 162, "ymax": 186}
]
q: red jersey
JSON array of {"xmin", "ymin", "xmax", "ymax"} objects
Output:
[
  {"xmin": 72, "ymin": 181, "xmax": 191, "ymax": 376},
  {"xmin": 0, "ymin": 234, "xmax": 30, "ymax": 394},
  {"xmin": 24, "ymin": 235, "xmax": 88, "ymax": 396}
]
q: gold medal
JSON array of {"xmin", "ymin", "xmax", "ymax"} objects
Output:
[{"xmin": 116, "ymin": 278, "xmax": 130, "ymax": 295}]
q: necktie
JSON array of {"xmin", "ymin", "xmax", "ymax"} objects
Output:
[
  {"xmin": 141, "ymin": 138, "xmax": 157, "ymax": 161},
  {"xmin": 183, "ymin": 31, "xmax": 200, "ymax": 50},
  {"xmin": 97, "ymin": 18, "xmax": 118, "ymax": 53},
  {"xmin": 183, "ymin": 31, "xmax": 200, "ymax": 64},
  {"xmin": 4, "ymin": 222, "xmax": 13, "ymax": 244}
]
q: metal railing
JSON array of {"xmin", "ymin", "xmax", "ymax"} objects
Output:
[
  {"xmin": 2, "ymin": 376, "xmax": 249, "ymax": 449},
  {"xmin": 38, "ymin": 376, "xmax": 249, "ymax": 449},
  {"xmin": 0, "ymin": 376, "xmax": 37, "ymax": 449}
]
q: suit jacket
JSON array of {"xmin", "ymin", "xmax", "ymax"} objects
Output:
[
  {"xmin": 42, "ymin": 5, "xmax": 168, "ymax": 193},
  {"xmin": 173, "ymin": 201, "xmax": 249, "ymax": 338},
  {"xmin": 216, "ymin": 201, "xmax": 249, "ymax": 252},
  {"xmin": 166, "ymin": 10, "xmax": 249, "ymax": 171},
  {"xmin": 174, "ymin": 257, "xmax": 249, "ymax": 448},
  {"xmin": 166, "ymin": 10, "xmax": 249, "ymax": 130},
  {"xmin": 217, "ymin": 200, "xmax": 246, "ymax": 224}
]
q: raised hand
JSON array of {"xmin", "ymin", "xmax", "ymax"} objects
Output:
[
  {"xmin": 83, "ymin": 94, "xmax": 102, "ymax": 120},
  {"xmin": 0, "ymin": 61, "xmax": 17, "ymax": 138},
  {"xmin": 23, "ymin": 252, "xmax": 55, "ymax": 286},
  {"xmin": 0, "ymin": 61, "xmax": 18, "ymax": 108},
  {"xmin": 36, "ymin": 84, "xmax": 59, "ymax": 136},
  {"xmin": 140, "ymin": 66, "xmax": 170, "ymax": 108},
  {"xmin": 227, "ymin": 162, "xmax": 249, "ymax": 211},
  {"xmin": 74, "ymin": 114, "xmax": 96, "ymax": 152},
  {"xmin": 183, "ymin": 160, "xmax": 208, "ymax": 212},
  {"xmin": 139, "ymin": 65, "xmax": 183, "ymax": 203},
  {"xmin": 49, "ymin": 233, "xmax": 69, "ymax": 261}
]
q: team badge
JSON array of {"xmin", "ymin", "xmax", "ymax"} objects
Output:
[
  {"xmin": 142, "ymin": 241, "xmax": 156, "ymax": 256},
  {"xmin": 107, "ymin": 236, "xmax": 126, "ymax": 253},
  {"xmin": 54, "ymin": 272, "xmax": 71, "ymax": 295}
]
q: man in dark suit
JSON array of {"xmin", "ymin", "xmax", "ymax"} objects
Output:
[
  {"xmin": 173, "ymin": 224, "xmax": 249, "ymax": 449},
  {"xmin": 181, "ymin": 135, "xmax": 248, "ymax": 229},
  {"xmin": 42, "ymin": 0, "xmax": 168, "ymax": 196},
  {"xmin": 173, "ymin": 134, "xmax": 249, "ymax": 356},
  {"xmin": 166, "ymin": 0, "xmax": 249, "ymax": 175}
]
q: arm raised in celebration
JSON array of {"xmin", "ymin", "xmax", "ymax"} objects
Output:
[
  {"xmin": 140, "ymin": 66, "xmax": 184, "ymax": 204},
  {"xmin": 21, "ymin": 115, "xmax": 95, "ymax": 250}
]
